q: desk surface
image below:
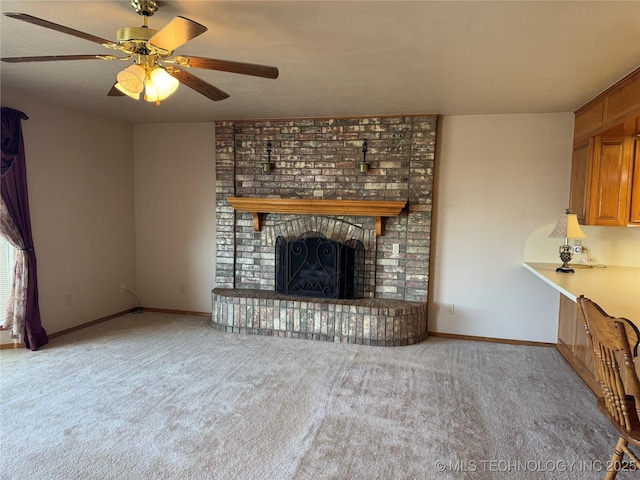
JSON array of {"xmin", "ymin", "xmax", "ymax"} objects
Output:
[{"xmin": 523, "ymin": 262, "xmax": 640, "ymax": 325}]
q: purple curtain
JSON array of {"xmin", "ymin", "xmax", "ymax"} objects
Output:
[{"xmin": 1, "ymin": 107, "xmax": 48, "ymax": 350}]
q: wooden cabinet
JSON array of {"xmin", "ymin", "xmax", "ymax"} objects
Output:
[
  {"xmin": 630, "ymin": 140, "xmax": 640, "ymax": 224},
  {"xmin": 573, "ymin": 300, "xmax": 596, "ymax": 377},
  {"xmin": 570, "ymin": 66, "xmax": 640, "ymax": 226},
  {"xmin": 557, "ymin": 294, "xmax": 577, "ymax": 346},
  {"xmin": 606, "ymin": 71, "xmax": 640, "ymax": 127},
  {"xmin": 571, "ymin": 134, "xmax": 639, "ymax": 226},
  {"xmin": 573, "ymin": 99, "xmax": 605, "ymax": 144},
  {"xmin": 587, "ymin": 136, "xmax": 637, "ymax": 226},
  {"xmin": 573, "ymin": 67, "xmax": 640, "ymax": 144},
  {"xmin": 556, "ymin": 294, "xmax": 601, "ymax": 396},
  {"xmin": 568, "ymin": 140, "xmax": 592, "ymax": 225}
]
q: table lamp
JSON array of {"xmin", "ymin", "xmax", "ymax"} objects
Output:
[{"xmin": 548, "ymin": 209, "xmax": 586, "ymax": 273}]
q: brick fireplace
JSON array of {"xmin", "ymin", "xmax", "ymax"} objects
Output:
[{"xmin": 213, "ymin": 115, "xmax": 437, "ymax": 345}]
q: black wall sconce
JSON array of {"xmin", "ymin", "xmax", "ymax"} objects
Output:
[
  {"xmin": 262, "ymin": 141, "xmax": 274, "ymax": 174},
  {"xmin": 358, "ymin": 139, "xmax": 370, "ymax": 174}
]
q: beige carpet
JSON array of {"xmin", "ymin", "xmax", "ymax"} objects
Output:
[{"xmin": 0, "ymin": 311, "xmax": 634, "ymax": 479}]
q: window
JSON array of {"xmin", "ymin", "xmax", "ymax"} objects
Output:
[{"xmin": 0, "ymin": 235, "xmax": 15, "ymax": 319}]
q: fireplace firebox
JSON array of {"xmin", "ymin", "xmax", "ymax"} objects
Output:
[{"xmin": 275, "ymin": 232, "xmax": 364, "ymax": 299}]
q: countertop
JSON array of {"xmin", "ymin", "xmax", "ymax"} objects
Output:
[{"xmin": 523, "ymin": 262, "xmax": 640, "ymax": 325}]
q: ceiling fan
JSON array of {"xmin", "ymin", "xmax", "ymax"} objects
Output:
[{"xmin": 1, "ymin": 0, "xmax": 279, "ymax": 105}]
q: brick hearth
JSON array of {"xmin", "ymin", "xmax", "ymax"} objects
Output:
[{"xmin": 212, "ymin": 288, "xmax": 428, "ymax": 346}]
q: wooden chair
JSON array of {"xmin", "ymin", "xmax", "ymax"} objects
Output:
[{"xmin": 578, "ymin": 296, "xmax": 640, "ymax": 479}]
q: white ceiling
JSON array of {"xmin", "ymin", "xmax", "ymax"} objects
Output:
[{"xmin": 1, "ymin": 1, "xmax": 639, "ymax": 124}]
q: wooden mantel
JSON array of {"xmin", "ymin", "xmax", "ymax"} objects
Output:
[{"xmin": 226, "ymin": 197, "xmax": 407, "ymax": 236}]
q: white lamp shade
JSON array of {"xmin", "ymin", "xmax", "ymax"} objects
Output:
[
  {"xmin": 116, "ymin": 64, "xmax": 145, "ymax": 95},
  {"xmin": 143, "ymin": 77, "xmax": 159, "ymax": 102},
  {"xmin": 548, "ymin": 213, "xmax": 587, "ymax": 239},
  {"xmin": 149, "ymin": 67, "xmax": 179, "ymax": 100},
  {"xmin": 114, "ymin": 83, "xmax": 140, "ymax": 100}
]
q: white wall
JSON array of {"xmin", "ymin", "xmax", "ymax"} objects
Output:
[
  {"xmin": 430, "ymin": 113, "xmax": 575, "ymax": 343},
  {"xmin": 134, "ymin": 123, "xmax": 216, "ymax": 313},
  {"xmin": 1, "ymin": 89, "xmax": 136, "ymax": 337}
]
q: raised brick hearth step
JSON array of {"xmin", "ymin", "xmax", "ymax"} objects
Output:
[{"xmin": 211, "ymin": 288, "xmax": 428, "ymax": 346}]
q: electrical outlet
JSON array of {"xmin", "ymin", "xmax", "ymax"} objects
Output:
[
  {"xmin": 65, "ymin": 294, "xmax": 72, "ymax": 305},
  {"xmin": 446, "ymin": 303, "xmax": 455, "ymax": 315},
  {"xmin": 120, "ymin": 284, "xmax": 126, "ymax": 294},
  {"xmin": 180, "ymin": 284, "xmax": 187, "ymax": 295}
]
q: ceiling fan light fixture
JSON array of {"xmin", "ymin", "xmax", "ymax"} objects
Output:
[
  {"xmin": 143, "ymin": 67, "xmax": 179, "ymax": 104},
  {"xmin": 114, "ymin": 82, "xmax": 140, "ymax": 100},
  {"xmin": 143, "ymin": 77, "xmax": 159, "ymax": 103},
  {"xmin": 150, "ymin": 67, "xmax": 179, "ymax": 98},
  {"xmin": 116, "ymin": 64, "xmax": 145, "ymax": 94}
]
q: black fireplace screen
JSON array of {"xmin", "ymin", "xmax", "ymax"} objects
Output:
[{"xmin": 275, "ymin": 232, "xmax": 364, "ymax": 299}]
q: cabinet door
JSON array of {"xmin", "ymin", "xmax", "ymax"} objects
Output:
[
  {"xmin": 629, "ymin": 139, "xmax": 640, "ymax": 225},
  {"xmin": 569, "ymin": 140, "xmax": 592, "ymax": 224},
  {"xmin": 557, "ymin": 294, "xmax": 576, "ymax": 348},
  {"xmin": 587, "ymin": 136, "xmax": 634, "ymax": 226},
  {"xmin": 557, "ymin": 295, "xmax": 600, "ymax": 395},
  {"xmin": 573, "ymin": 302, "xmax": 596, "ymax": 376}
]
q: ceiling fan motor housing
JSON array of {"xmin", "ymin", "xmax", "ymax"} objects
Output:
[
  {"xmin": 116, "ymin": 26, "xmax": 157, "ymax": 43},
  {"xmin": 131, "ymin": 0, "xmax": 158, "ymax": 17}
]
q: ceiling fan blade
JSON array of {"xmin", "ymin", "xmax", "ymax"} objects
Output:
[
  {"xmin": 148, "ymin": 16, "xmax": 207, "ymax": 52},
  {"xmin": 3, "ymin": 13, "xmax": 115, "ymax": 46},
  {"xmin": 180, "ymin": 56, "xmax": 279, "ymax": 79},
  {"xmin": 170, "ymin": 69, "xmax": 229, "ymax": 101},
  {"xmin": 2, "ymin": 54, "xmax": 118, "ymax": 63},
  {"xmin": 107, "ymin": 84, "xmax": 125, "ymax": 97}
]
